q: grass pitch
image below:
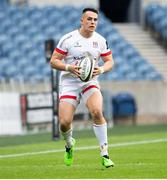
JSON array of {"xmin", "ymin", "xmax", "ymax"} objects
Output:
[{"xmin": 0, "ymin": 124, "xmax": 167, "ymax": 178}]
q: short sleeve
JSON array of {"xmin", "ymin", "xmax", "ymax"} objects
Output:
[
  {"xmin": 54, "ymin": 34, "xmax": 72, "ymax": 55},
  {"xmin": 100, "ymin": 39, "xmax": 112, "ymax": 57}
]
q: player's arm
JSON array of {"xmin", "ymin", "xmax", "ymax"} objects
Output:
[
  {"xmin": 50, "ymin": 50, "xmax": 80, "ymax": 77},
  {"xmin": 93, "ymin": 54, "xmax": 114, "ymax": 76},
  {"xmin": 50, "ymin": 50, "xmax": 66, "ymax": 71}
]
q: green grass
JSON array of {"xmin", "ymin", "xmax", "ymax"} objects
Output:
[{"xmin": 0, "ymin": 124, "xmax": 167, "ymax": 178}]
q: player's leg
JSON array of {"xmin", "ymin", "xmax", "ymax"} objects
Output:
[
  {"xmin": 85, "ymin": 90, "xmax": 108, "ymax": 154},
  {"xmin": 59, "ymin": 98, "xmax": 78, "ymax": 166},
  {"xmin": 59, "ymin": 84, "xmax": 81, "ymax": 165},
  {"xmin": 59, "ymin": 100, "xmax": 76, "ymax": 147},
  {"xmin": 59, "ymin": 85, "xmax": 79, "ymax": 148},
  {"xmin": 85, "ymin": 89, "xmax": 114, "ymax": 168}
]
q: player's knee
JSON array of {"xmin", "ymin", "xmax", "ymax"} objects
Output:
[
  {"xmin": 60, "ymin": 121, "xmax": 71, "ymax": 132},
  {"xmin": 91, "ymin": 108, "xmax": 103, "ymax": 120},
  {"xmin": 59, "ymin": 116, "xmax": 72, "ymax": 129}
]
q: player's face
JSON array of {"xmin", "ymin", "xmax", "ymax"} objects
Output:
[{"xmin": 81, "ymin": 11, "xmax": 98, "ymax": 33}]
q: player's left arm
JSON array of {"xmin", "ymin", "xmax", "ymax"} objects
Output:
[{"xmin": 93, "ymin": 54, "xmax": 114, "ymax": 76}]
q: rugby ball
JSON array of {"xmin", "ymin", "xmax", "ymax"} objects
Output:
[{"xmin": 78, "ymin": 54, "xmax": 95, "ymax": 82}]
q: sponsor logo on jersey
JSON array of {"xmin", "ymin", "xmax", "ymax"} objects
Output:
[{"xmin": 73, "ymin": 55, "xmax": 85, "ymax": 60}]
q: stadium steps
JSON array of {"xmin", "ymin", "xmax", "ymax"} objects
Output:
[{"xmin": 114, "ymin": 23, "xmax": 167, "ymax": 80}]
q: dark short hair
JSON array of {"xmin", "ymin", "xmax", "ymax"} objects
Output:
[{"xmin": 82, "ymin": 8, "xmax": 99, "ymax": 15}]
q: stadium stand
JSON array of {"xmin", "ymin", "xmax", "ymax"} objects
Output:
[
  {"xmin": 0, "ymin": 3, "xmax": 164, "ymax": 85},
  {"xmin": 115, "ymin": 23, "xmax": 167, "ymax": 80},
  {"xmin": 145, "ymin": 3, "xmax": 167, "ymax": 44},
  {"xmin": 0, "ymin": 0, "xmax": 167, "ymax": 134}
]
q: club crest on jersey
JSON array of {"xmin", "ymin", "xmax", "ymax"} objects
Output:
[
  {"xmin": 74, "ymin": 42, "xmax": 82, "ymax": 47},
  {"xmin": 93, "ymin": 41, "xmax": 98, "ymax": 48}
]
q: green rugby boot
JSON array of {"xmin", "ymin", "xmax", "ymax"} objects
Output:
[
  {"xmin": 102, "ymin": 155, "xmax": 114, "ymax": 168},
  {"xmin": 64, "ymin": 138, "xmax": 76, "ymax": 166}
]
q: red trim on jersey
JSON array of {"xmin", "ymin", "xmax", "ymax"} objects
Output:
[
  {"xmin": 60, "ymin": 95, "xmax": 77, "ymax": 100},
  {"xmin": 100, "ymin": 50, "xmax": 112, "ymax": 57},
  {"xmin": 55, "ymin": 48, "xmax": 68, "ymax": 55},
  {"xmin": 82, "ymin": 85, "xmax": 98, "ymax": 94}
]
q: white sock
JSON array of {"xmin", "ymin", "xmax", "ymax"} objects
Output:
[
  {"xmin": 60, "ymin": 128, "xmax": 73, "ymax": 148},
  {"xmin": 93, "ymin": 123, "xmax": 109, "ymax": 156}
]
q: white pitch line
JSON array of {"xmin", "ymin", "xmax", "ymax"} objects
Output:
[{"xmin": 0, "ymin": 138, "xmax": 167, "ymax": 159}]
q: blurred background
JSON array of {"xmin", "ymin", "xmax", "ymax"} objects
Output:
[{"xmin": 0, "ymin": 0, "xmax": 167, "ymax": 137}]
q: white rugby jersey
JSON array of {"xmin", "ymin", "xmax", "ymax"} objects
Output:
[{"xmin": 55, "ymin": 29, "xmax": 112, "ymax": 86}]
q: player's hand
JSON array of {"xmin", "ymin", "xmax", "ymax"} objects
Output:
[
  {"xmin": 93, "ymin": 67, "xmax": 103, "ymax": 76},
  {"xmin": 68, "ymin": 65, "xmax": 81, "ymax": 77}
]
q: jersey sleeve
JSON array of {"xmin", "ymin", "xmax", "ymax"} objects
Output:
[
  {"xmin": 100, "ymin": 39, "xmax": 112, "ymax": 57},
  {"xmin": 54, "ymin": 34, "xmax": 70, "ymax": 55}
]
